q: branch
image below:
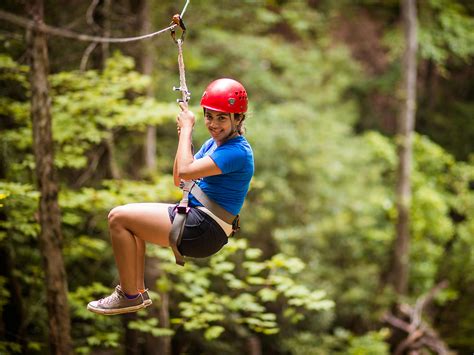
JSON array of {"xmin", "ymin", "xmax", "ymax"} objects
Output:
[
  {"xmin": 413, "ymin": 280, "xmax": 448, "ymax": 327},
  {"xmin": 394, "ymin": 329, "xmax": 423, "ymax": 355},
  {"xmin": 384, "ymin": 281, "xmax": 452, "ymax": 355},
  {"xmin": 80, "ymin": 42, "xmax": 98, "ymax": 71},
  {"xmin": 74, "ymin": 144, "xmax": 106, "ymax": 187},
  {"xmin": 383, "ymin": 313, "xmax": 413, "ymax": 333},
  {"xmin": 86, "ymin": 0, "xmax": 101, "ymax": 30},
  {"xmin": 0, "ymin": 9, "xmax": 177, "ymax": 43}
]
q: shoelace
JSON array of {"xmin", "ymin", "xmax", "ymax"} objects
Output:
[{"xmin": 98, "ymin": 287, "xmax": 122, "ymax": 305}]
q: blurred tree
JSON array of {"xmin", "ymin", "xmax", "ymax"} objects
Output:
[
  {"xmin": 389, "ymin": 0, "xmax": 418, "ymax": 297},
  {"xmin": 26, "ymin": 0, "xmax": 72, "ymax": 353},
  {"xmin": 135, "ymin": 0, "xmax": 158, "ymax": 175}
]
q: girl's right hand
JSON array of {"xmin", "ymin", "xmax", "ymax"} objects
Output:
[{"xmin": 177, "ymin": 102, "xmax": 195, "ymax": 131}]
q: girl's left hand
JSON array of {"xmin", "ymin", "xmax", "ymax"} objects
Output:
[{"xmin": 176, "ymin": 102, "xmax": 195, "ymax": 132}]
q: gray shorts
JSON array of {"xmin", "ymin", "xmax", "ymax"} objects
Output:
[{"xmin": 168, "ymin": 205, "xmax": 228, "ymax": 258}]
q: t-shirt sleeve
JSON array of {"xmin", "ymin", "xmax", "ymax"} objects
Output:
[
  {"xmin": 210, "ymin": 144, "xmax": 245, "ymax": 174},
  {"xmin": 194, "ymin": 146, "xmax": 204, "ymax": 160},
  {"xmin": 194, "ymin": 139, "xmax": 212, "ymax": 159}
]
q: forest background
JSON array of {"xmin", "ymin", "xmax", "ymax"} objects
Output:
[{"xmin": 0, "ymin": 0, "xmax": 473, "ymax": 354}]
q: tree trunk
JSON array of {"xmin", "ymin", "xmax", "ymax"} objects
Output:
[
  {"xmin": 145, "ymin": 261, "xmax": 171, "ymax": 355},
  {"xmin": 156, "ymin": 291, "xmax": 171, "ymax": 354},
  {"xmin": 82, "ymin": 0, "xmax": 121, "ymax": 180},
  {"xmin": 104, "ymin": 133, "xmax": 121, "ymax": 179},
  {"xmin": 122, "ymin": 314, "xmax": 140, "ymax": 355},
  {"xmin": 137, "ymin": 0, "xmax": 157, "ymax": 175},
  {"xmin": 390, "ymin": 0, "xmax": 418, "ymax": 296},
  {"xmin": 26, "ymin": 0, "xmax": 72, "ymax": 353},
  {"xmin": 247, "ymin": 335, "xmax": 262, "ymax": 355},
  {"xmin": 100, "ymin": 0, "xmax": 111, "ymax": 66},
  {"xmin": 97, "ymin": 0, "xmax": 121, "ymax": 179}
]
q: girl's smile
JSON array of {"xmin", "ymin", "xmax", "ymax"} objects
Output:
[{"xmin": 205, "ymin": 109, "xmax": 239, "ymax": 145}]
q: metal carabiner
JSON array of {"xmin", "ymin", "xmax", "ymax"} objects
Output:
[
  {"xmin": 170, "ymin": 14, "xmax": 186, "ymax": 43},
  {"xmin": 173, "ymin": 85, "xmax": 191, "ymax": 103}
]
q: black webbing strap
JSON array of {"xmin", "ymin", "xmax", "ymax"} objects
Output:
[{"xmin": 169, "ymin": 181, "xmax": 195, "ymax": 266}]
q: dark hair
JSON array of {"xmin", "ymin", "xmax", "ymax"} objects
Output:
[{"xmin": 234, "ymin": 113, "xmax": 246, "ymax": 135}]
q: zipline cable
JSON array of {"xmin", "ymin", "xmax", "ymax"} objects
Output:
[
  {"xmin": 0, "ymin": 0, "xmax": 190, "ymax": 43},
  {"xmin": 180, "ymin": 0, "xmax": 190, "ymax": 18}
]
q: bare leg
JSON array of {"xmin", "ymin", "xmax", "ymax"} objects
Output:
[
  {"xmin": 108, "ymin": 203, "xmax": 173, "ymax": 295},
  {"xmin": 135, "ymin": 236, "xmax": 146, "ymax": 291}
]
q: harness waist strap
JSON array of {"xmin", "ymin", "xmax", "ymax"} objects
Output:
[
  {"xmin": 188, "ymin": 183, "xmax": 236, "ymax": 224},
  {"xmin": 196, "ymin": 206, "xmax": 233, "ymax": 236}
]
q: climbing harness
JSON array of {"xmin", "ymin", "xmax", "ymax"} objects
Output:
[{"xmin": 169, "ymin": 181, "xmax": 240, "ymax": 266}]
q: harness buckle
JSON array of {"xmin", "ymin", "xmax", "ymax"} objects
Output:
[
  {"xmin": 176, "ymin": 205, "xmax": 190, "ymax": 214},
  {"xmin": 232, "ymin": 215, "xmax": 240, "ymax": 233}
]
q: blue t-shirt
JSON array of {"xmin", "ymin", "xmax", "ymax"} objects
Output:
[{"xmin": 188, "ymin": 136, "xmax": 254, "ymax": 216}]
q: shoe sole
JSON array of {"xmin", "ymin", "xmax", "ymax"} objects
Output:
[
  {"xmin": 143, "ymin": 300, "xmax": 152, "ymax": 307},
  {"xmin": 87, "ymin": 302, "xmax": 145, "ymax": 315}
]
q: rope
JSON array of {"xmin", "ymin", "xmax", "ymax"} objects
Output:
[
  {"xmin": 175, "ymin": 39, "xmax": 190, "ymax": 103},
  {"xmin": 0, "ymin": 0, "xmax": 190, "ymax": 43}
]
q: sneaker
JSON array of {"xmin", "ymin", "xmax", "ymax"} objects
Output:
[
  {"xmin": 87, "ymin": 285, "xmax": 145, "ymax": 315},
  {"xmin": 141, "ymin": 289, "xmax": 153, "ymax": 307}
]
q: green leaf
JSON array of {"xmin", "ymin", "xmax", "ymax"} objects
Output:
[
  {"xmin": 258, "ymin": 288, "xmax": 278, "ymax": 302},
  {"xmin": 204, "ymin": 326, "xmax": 225, "ymax": 340}
]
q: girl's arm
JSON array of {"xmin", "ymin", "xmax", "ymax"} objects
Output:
[
  {"xmin": 175, "ymin": 104, "xmax": 221, "ymax": 182},
  {"xmin": 173, "ymin": 155, "xmax": 180, "ymax": 187}
]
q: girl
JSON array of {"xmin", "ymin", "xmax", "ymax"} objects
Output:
[{"xmin": 87, "ymin": 78, "xmax": 254, "ymax": 315}]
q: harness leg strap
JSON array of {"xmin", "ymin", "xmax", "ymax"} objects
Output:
[
  {"xmin": 168, "ymin": 181, "xmax": 195, "ymax": 266},
  {"xmin": 169, "ymin": 209, "xmax": 187, "ymax": 266}
]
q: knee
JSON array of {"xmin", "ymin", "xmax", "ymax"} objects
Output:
[{"xmin": 108, "ymin": 205, "xmax": 127, "ymax": 229}]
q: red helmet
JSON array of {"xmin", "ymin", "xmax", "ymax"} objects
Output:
[{"xmin": 200, "ymin": 78, "xmax": 248, "ymax": 113}]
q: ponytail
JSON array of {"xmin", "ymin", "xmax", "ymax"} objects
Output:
[{"xmin": 235, "ymin": 113, "xmax": 246, "ymax": 135}]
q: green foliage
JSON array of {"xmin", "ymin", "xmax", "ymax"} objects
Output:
[
  {"xmin": 140, "ymin": 239, "xmax": 334, "ymax": 341},
  {"xmin": 419, "ymin": 0, "xmax": 474, "ymax": 66},
  {"xmin": 0, "ymin": 341, "xmax": 22, "ymax": 354},
  {"xmin": 0, "ymin": 185, "xmax": 45, "ymax": 352},
  {"xmin": 0, "ymin": 182, "xmax": 39, "ymax": 242},
  {"xmin": 0, "ymin": 276, "xmax": 10, "ymax": 314},
  {"xmin": 0, "ymin": 54, "xmax": 28, "ymax": 86},
  {"xmin": 129, "ymin": 317, "xmax": 175, "ymax": 337},
  {"xmin": 1, "ymin": 52, "xmax": 179, "ymax": 178},
  {"xmin": 281, "ymin": 328, "xmax": 390, "ymax": 355},
  {"xmin": 1, "ymin": 0, "xmax": 474, "ymax": 353},
  {"xmin": 68, "ymin": 283, "xmax": 122, "ymax": 353}
]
